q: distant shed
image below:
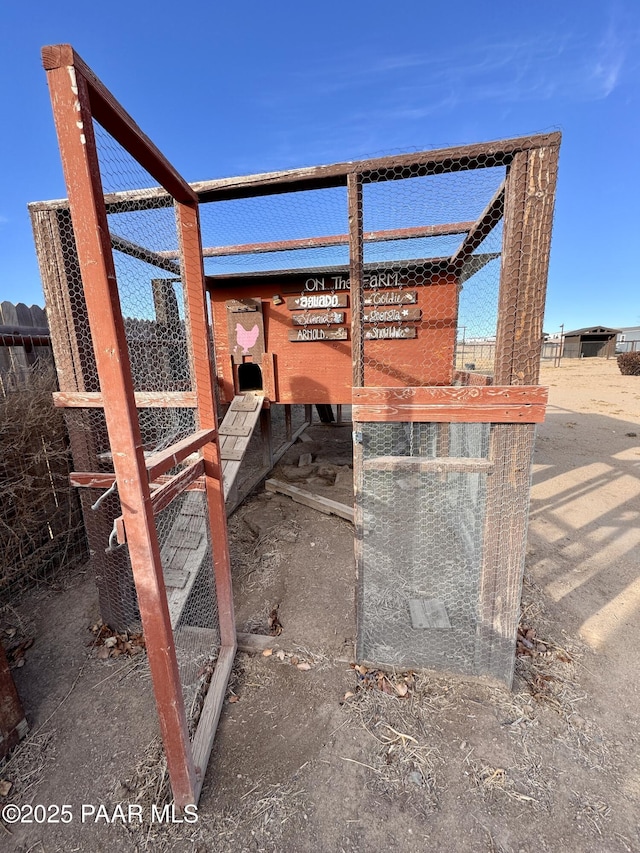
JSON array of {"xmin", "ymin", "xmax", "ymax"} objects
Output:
[{"xmin": 562, "ymin": 326, "xmax": 620, "ymax": 359}]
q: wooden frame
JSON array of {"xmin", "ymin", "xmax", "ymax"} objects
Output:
[
  {"xmin": 352, "ymin": 386, "xmax": 547, "ymax": 423},
  {"xmin": 41, "ymin": 44, "xmax": 234, "ymax": 806},
  {"xmin": 34, "ymin": 42, "xmax": 559, "ymax": 716},
  {"xmin": 346, "ymin": 134, "xmax": 559, "ymax": 686}
]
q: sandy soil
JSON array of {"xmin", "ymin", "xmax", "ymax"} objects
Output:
[{"xmin": 1, "ymin": 358, "xmax": 639, "ymax": 852}]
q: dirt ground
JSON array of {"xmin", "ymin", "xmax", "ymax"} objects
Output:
[{"xmin": 1, "ymin": 358, "xmax": 639, "ymax": 852}]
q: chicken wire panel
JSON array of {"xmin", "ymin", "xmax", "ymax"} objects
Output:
[
  {"xmin": 46, "ymin": 207, "xmax": 102, "ymax": 393},
  {"xmin": 456, "ymin": 221, "xmax": 503, "ymax": 376},
  {"xmin": 362, "ymin": 166, "xmax": 506, "ymax": 231},
  {"xmin": 474, "ymin": 423, "xmax": 537, "ymax": 684},
  {"xmin": 77, "ymin": 488, "xmax": 140, "ymax": 632},
  {"xmin": 88, "ymin": 122, "xmax": 223, "ymax": 714},
  {"xmin": 92, "ymin": 122, "xmax": 193, "ymax": 411},
  {"xmin": 360, "ymin": 164, "xmax": 506, "ymax": 385},
  {"xmin": 357, "ymin": 422, "xmax": 490, "ymax": 675},
  {"xmin": 200, "ymin": 187, "xmax": 348, "ymax": 276},
  {"xmin": 63, "ymin": 409, "xmax": 113, "ymax": 470},
  {"xmin": 154, "ymin": 489, "xmax": 220, "ymax": 733}
]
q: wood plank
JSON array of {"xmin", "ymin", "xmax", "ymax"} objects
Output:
[
  {"xmin": 70, "ymin": 470, "xmax": 207, "ymax": 492},
  {"xmin": 235, "ymin": 632, "xmax": 329, "ymax": 655},
  {"xmin": 363, "ymin": 456, "xmax": 494, "ymax": 474},
  {"xmin": 218, "ymin": 423, "xmax": 253, "ymax": 437},
  {"xmin": 477, "ymin": 142, "xmax": 560, "ymax": 685},
  {"xmin": 149, "ymin": 459, "xmax": 205, "ymax": 516},
  {"xmin": 69, "ymin": 471, "xmax": 116, "ymax": 488},
  {"xmin": 110, "ymin": 234, "xmax": 181, "ymax": 275},
  {"xmin": 168, "ymin": 541, "xmax": 204, "ymax": 569},
  {"xmin": 166, "ymin": 496, "xmax": 209, "ymax": 627},
  {"xmin": 495, "ymin": 146, "xmax": 560, "ymax": 386},
  {"xmin": 30, "ymin": 133, "xmax": 560, "ymax": 213},
  {"xmin": 53, "ymin": 390, "xmax": 198, "ymax": 408},
  {"xmin": 220, "ymin": 447, "xmax": 245, "ymax": 461},
  {"xmin": 353, "ymin": 385, "xmax": 547, "ymax": 405},
  {"xmin": 223, "ymin": 409, "xmax": 311, "ymax": 515},
  {"xmin": 191, "ymin": 133, "xmax": 561, "ymax": 203},
  {"xmin": 450, "ymin": 181, "xmax": 505, "ymax": 269},
  {"xmin": 192, "ymin": 643, "xmax": 236, "ymax": 802},
  {"xmin": 163, "ymin": 568, "xmax": 189, "ymax": 590},
  {"xmin": 42, "ymin": 44, "xmax": 198, "ymax": 205},
  {"xmin": 230, "ymin": 394, "xmax": 261, "ymax": 412},
  {"xmin": 260, "ymin": 406, "xmax": 273, "ymax": 471},
  {"xmin": 0, "ymin": 322, "xmax": 49, "ymax": 338},
  {"xmin": 408, "ymin": 599, "xmax": 451, "ymax": 630},
  {"xmin": 163, "ymin": 222, "xmax": 475, "ymax": 259},
  {"xmin": 348, "ymin": 172, "xmax": 364, "ymax": 388},
  {"xmin": 216, "ymin": 394, "xmax": 265, "ymax": 500},
  {"xmin": 265, "ymin": 479, "xmax": 354, "ymax": 523},
  {"xmin": 353, "ymin": 403, "xmax": 546, "ymax": 423},
  {"xmin": 0, "ymin": 333, "xmax": 51, "ymax": 348},
  {"xmin": 176, "ymin": 513, "xmax": 207, "ymax": 534},
  {"xmin": 145, "ymin": 428, "xmax": 216, "ymax": 481},
  {"xmin": 236, "ymin": 632, "xmax": 281, "ymax": 653}
]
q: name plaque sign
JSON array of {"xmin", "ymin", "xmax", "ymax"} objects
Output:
[
  {"xmin": 364, "ymin": 306, "xmax": 421, "ymax": 324},
  {"xmin": 364, "ymin": 290, "xmax": 417, "ymax": 306},
  {"xmin": 286, "ymin": 293, "xmax": 349, "ymax": 310},
  {"xmin": 364, "ymin": 326, "xmax": 417, "ymax": 340},
  {"xmin": 288, "ymin": 327, "xmax": 349, "ymax": 342},
  {"xmin": 291, "ymin": 311, "xmax": 345, "ymax": 326}
]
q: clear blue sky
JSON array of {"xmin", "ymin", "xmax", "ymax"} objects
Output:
[{"xmin": 1, "ymin": 0, "xmax": 638, "ymax": 333}]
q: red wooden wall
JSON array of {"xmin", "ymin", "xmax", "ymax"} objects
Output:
[{"xmin": 208, "ymin": 267, "xmax": 458, "ymax": 405}]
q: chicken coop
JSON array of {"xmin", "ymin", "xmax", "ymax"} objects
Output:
[{"xmin": 30, "ymin": 45, "xmax": 559, "ymax": 806}]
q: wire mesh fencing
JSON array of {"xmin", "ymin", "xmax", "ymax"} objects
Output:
[{"xmin": 353, "ymin": 142, "xmax": 558, "ymax": 684}]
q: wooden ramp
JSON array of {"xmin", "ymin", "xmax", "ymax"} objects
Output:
[
  {"xmin": 218, "ymin": 393, "xmax": 264, "ymax": 501},
  {"xmin": 162, "ymin": 393, "xmax": 264, "ymax": 627}
]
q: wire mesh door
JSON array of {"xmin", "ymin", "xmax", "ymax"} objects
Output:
[
  {"xmin": 40, "ymin": 44, "xmax": 235, "ymax": 806},
  {"xmin": 349, "ymin": 138, "xmax": 559, "ymax": 686}
]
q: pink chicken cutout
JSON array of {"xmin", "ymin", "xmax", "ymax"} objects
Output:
[{"xmin": 236, "ymin": 323, "xmax": 260, "ymax": 354}]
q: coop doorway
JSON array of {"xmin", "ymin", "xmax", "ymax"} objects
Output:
[{"xmin": 238, "ymin": 362, "xmax": 263, "ymax": 392}]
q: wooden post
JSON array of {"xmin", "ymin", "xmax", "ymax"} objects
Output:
[
  {"xmin": 260, "ymin": 405, "xmax": 273, "ymax": 471},
  {"xmin": 175, "ymin": 200, "xmax": 237, "ymax": 800},
  {"xmin": 43, "ymin": 46, "xmax": 197, "ymax": 805},
  {"xmin": 348, "ymin": 172, "xmax": 364, "ymax": 389},
  {"xmin": 348, "ymin": 171, "xmax": 365, "ymax": 659},
  {"xmin": 477, "ymin": 142, "xmax": 560, "ymax": 683},
  {"xmin": 284, "ymin": 403, "xmax": 292, "ymax": 442},
  {"xmin": 175, "ymin": 202, "xmax": 236, "ymax": 651},
  {"xmin": 494, "ymin": 147, "xmax": 559, "ymax": 387}
]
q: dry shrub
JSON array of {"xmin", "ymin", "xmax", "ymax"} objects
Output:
[
  {"xmin": 0, "ymin": 362, "xmax": 87, "ymax": 597},
  {"xmin": 617, "ymin": 352, "xmax": 640, "ymax": 375}
]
